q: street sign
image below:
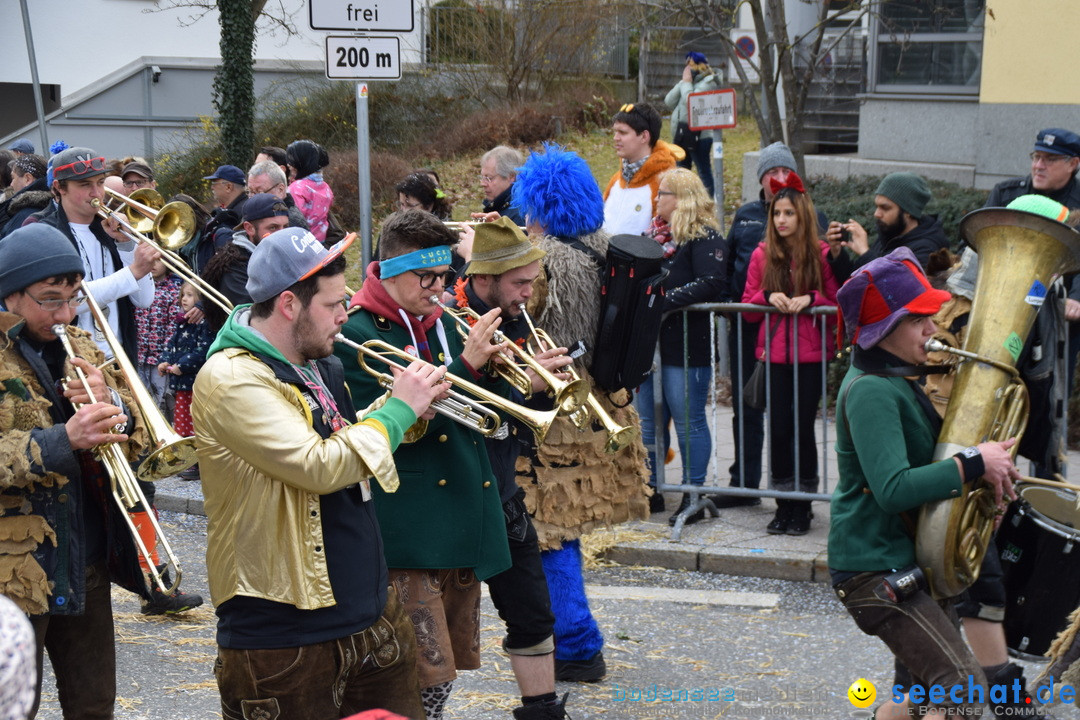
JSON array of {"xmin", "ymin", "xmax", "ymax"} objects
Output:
[
  {"xmin": 687, "ymin": 89, "xmax": 737, "ymax": 131},
  {"xmin": 309, "ymin": 0, "xmax": 414, "ymax": 32},
  {"xmin": 325, "ymin": 36, "xmax": 401, "ymax": 80}
]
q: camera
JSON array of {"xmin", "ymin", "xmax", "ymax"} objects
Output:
[
  {"xmin": 839, "ymin": 227, "xmax": 851, "ymax": 245},
  {"xmin": 151, "ymin": 65, "xmax": 162, "ymax": 83},
  {"xmin": 881, "ymin": 565, "xmax": 926, "ymax": 603}
]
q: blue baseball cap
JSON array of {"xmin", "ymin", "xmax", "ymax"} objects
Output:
[
  {"xmin": 203, "ymin": 165, "xmax": 246, "ymax": 185},
  {"xmin": 8, "ymin": 139, "xmax": 34, "ymax": 154},
  {"xmin": 1034, "ymin": 128, "xmax": 1080, "ymax": 157}
]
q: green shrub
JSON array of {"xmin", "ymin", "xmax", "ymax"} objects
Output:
[{"xmin": 808, "ymin": 175, "xmax": 989, "ymax": 250}]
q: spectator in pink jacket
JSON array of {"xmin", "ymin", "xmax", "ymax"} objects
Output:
[
  {"xmin": 742, "ymin": 171, "xmax": 838, "ymax": 536},
  {"xmin": 286, "ymin": 139, "xmax": 334, "ymax": 242}
]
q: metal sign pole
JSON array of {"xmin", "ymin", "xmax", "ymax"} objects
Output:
[
  {"xmin": 356, "ymin": 83, "xmax": 372, "ymax": 278},
  {"xmin": 18, "ymin": 0, "xmax": 49, "ymax": 154},
  {"xmin": 713, "ymin": 129, "xmax": 725, "ymax": 234}
]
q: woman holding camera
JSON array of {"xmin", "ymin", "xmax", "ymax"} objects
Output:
[{"xmin": 829, "ymin": 247, "xmax": 1019, "ymax": 719}]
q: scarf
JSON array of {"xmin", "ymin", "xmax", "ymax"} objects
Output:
[
  {"xmin": 649, "ymin": 215, "xmax": 677, "ymax": 258},
  {"xmin": 351, "ymin": 261, "xmax": 452, "ymax": 363}
]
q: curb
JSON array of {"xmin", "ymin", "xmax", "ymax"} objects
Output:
[{"xmin": 157, "ymin": 492, "xmax": 829, "ymax": 583}]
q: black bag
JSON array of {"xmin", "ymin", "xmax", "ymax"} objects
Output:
[
  {"xmin": 743, "ymin": 361, "xmax": 767, "ymax": 411},
  {"xmin": 588, "ymin": 234, "xmax": 668, "ymax": 393},
  {"xmin": 672, "ymin": 121, "xmax": 699, "ymax": 152},
  {"xmin": 742, "ymin": 317, "xmax": 781, "ymax": 411}
]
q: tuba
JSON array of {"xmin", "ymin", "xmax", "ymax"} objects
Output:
[{"xmin": 915, "ymin": 208, "xmax": 1080, "ymax": 599}]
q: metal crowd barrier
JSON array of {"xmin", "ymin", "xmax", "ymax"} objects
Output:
[{"xmin": 644, "ymin": 303, "xmax": 836, "ymax": 540}]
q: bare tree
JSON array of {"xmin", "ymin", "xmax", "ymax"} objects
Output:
[{"xmin": 641, "ymin": 0, "xmax": 871, "ymax": 168}]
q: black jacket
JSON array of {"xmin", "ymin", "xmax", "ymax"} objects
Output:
[
  {"xmin": 659, "ymin": 227, "xmax": 729, "ymax": 366},
  {"xmin": 0, "ymin": 177, "xmax": 51, "ymax": 236},
  {"xmin": 830, "ymin": 214, "xmax": 950, "ymax": 280},
  {"xmin": 483, "ymin": 185, "xmax": 525, "ymax": 226}
]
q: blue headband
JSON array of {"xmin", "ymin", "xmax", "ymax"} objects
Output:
[{"xmin": 380, "ymin": 245, "xmax": 453, "ymax": 279}]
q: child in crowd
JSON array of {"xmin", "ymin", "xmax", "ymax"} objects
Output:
[
  {"xmin": 135, "ymin": 257, "xmax": 183, "ymax": 414},
  {"xmin": 158, "ymin": 282, "xmax": 214, "ymax": 478}
]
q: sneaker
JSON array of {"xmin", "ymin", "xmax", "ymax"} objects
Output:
[
  {"xmin": 710, "ymin": 494, "xmax": 762, "ymax": 509},
  {"xmin": 178, "ymin": 465, "xmax": 200, "ymax": 482},
  {"xmin": 555, "ymin": 651, "xmax": 606, "ymax": 683},
  {"xmin": 668, "ymin": 494, "xmax": 705, "ymax": 526},
  {"xmin": 512, "ymin": 693, "xmax": 569, "ymax": 720},
  {"xmin": 142, "ymin": 568, "xmax": 204, "ymax": 616}
]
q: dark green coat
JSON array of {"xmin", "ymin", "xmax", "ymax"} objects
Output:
[
  {"xmin": 828, "ymin": 359, "xmax": 963, "ymax": 573},
  {"xmin": 336, "ymin": 309, "xmax": 511, "ymax": 581}
]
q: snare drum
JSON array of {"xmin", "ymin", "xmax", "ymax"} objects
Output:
[{"xmin": 997, "ymin": 484, "xmax": 1080, "ymax": 659}]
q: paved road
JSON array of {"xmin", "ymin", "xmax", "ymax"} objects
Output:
[{"xmin": 37, "ymin": 510, "xmax": 1078, "ymax": 719}]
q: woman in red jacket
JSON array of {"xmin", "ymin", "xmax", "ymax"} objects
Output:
[{"xmin": 741, "ymin": 172, "xmax": 838, "ymax": 535}]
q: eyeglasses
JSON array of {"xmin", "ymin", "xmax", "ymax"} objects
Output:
[
  {"xmin": 53, "ymin": 156, "xmax": 106, "ymax": 176},
  {"xmin": 1030, "ymin": 152, "xmax": 1073, "ymax": 164},
  {"xmin": 479, "ymin": 174, "xmax": 498, "ymax": 184},
  {"xmin": 409, "ymin": 269, "xmax": 457, "ymax": 289},
  {"xmin": 123, "ymin": 178, "xmax": 151, "ymax": 188},
  {"xmin": 656, "ymin": 190, "xmax": 676, "ymax": 197},
  {"xmin": 25, "ymin": 292, "xmax": 85, "ymax": 312},
  {"xmin": 247, "ymin": 184, "xmax": 284, "ymax": 196}
]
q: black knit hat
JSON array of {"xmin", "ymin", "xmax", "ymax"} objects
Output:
[{"xmin": 0, "ymin": 225, "xmax": 85, "ymax": 300}]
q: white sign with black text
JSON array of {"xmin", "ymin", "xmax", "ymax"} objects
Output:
[
  {"xmin": 309, "ymin": 1, "xmax": 414, "ymax": 32},
  {"xmin": 324, "ymin": 36, "xmax": 401, "ymax": 80}
]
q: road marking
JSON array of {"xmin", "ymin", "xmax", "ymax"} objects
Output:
[{"xmin": 584, "ymin": 584, "xmax": 779, "ymax": 608}]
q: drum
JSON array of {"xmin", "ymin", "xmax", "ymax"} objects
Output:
[{"xmin": 997, "ymin": 484, "xmax": 1080, "ymax": 659}]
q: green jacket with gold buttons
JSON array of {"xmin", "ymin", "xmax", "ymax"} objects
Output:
[{"xmin": 337, "ymin": 309, "xmax": 511, "ymax": 581}]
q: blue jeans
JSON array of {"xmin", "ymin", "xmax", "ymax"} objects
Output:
[
  {"xmin": 676, "ymin": 135, "xmax": 714, "ymax": 197},
  {"xmin": 636, "ymin": 364, "xmax": 713, "ymax": 488}
]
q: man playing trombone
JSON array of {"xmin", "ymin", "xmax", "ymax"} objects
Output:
[
  {"xmin": 192, "ymin": 228, "xmax": 447, "ymax": 719},
  {"xmin": 337, "ymin": 209, "xmax": 513, "ymax": 720},
  {"xmin": 0, "ymin": 224, "xmax": 153, "ymax": 719},
  {"xmin": 27, "ymin": 145, "xmax": 158, "ymax": 362}
]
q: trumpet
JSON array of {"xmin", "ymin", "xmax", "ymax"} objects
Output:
[
  {"xmin": 52, "ymin": 322, "xmax": 183, "ymax": 594},
  {"xmin": 518, "ymin": 304, "xmax": 637, "ymax": 454},
  {"xmin": 427, "ymin": 295, "xmax": 589, "ymax": 415},
  {"xmin": 335, "ymin": 334, "xmax": 559, "ymax": 444},
  {"xmin": 92, "ymin": 188, "xmax": 235, "ymax": 315}
]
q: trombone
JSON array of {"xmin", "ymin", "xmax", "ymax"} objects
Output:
[
  {"xmin": 92, "ymin": 188, "xmax": 235, "ymax": 315},
  {"xmin": 427, "ymin": 295, "xmax": 589, "ymax": 415},
  {"xmin": 53, "ymin": 320, "xmax": 184, "ymax": 594},
  {"xmin": 518, "ymin": 304, "xmax": 637, "ymax": 454},
  {"xmin": 335, "ymin": 334, "xmax": 559, "ymax": 444}
]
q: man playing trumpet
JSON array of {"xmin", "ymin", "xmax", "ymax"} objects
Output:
[
  {"xmin": 193, "ymin": 228, "xmax": 447, "ymax": 719},
  {"xmin": 0, "ymin": 224, "xmax": 152, "ymax": 718},
  {"xmin": 336, "ymin": 209, "xmax": 513, "ymax": 720}
]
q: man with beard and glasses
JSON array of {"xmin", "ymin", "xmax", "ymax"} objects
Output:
[
  {"xmin": 192, "ymin": 227, "xmax": 448, "ymax": 719},
  {"xmin": 825, "ymin": 172, "xmax": 947, "ymax": 279}
]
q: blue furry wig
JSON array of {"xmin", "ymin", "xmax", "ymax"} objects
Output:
[{"xmin": 511, "ymin": 143, "xmax": 604, "ymax": 238}]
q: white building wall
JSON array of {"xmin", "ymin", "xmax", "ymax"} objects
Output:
[{"xmin": 2, "ymin": 0, "xmax": 428, "ymax": 100}]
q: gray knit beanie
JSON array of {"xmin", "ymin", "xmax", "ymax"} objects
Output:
[
  {"xmin": 875, "ymin": 172, "xmax": 932, "ymax": 219},
  {"xmin": 756, "ymin": 142, "xmax": 798, "ymax": 181},
  {"xmin": 0, "ymin": 225, "xmax": 85, "ymax": 300}
]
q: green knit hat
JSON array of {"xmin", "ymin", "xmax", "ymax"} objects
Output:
[
  {"xmin": 875, "ymin": 172, "xmax": 932, "ymax": 219},
  {"xmin": 1006, "ymin": 194, "xmax": 1070, "ymax": 222},
  {"xmin": 465, "ymin": 217, "xmax": 545, "ymax": 276}
]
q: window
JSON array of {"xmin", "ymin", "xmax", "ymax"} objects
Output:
[{"xmin": 869, "ymin": 0, "xmax": 984, "ymax": 95}]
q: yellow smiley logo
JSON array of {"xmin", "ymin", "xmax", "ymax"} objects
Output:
[{"xmin": 847, "ymin": 678, "xmax": 876, "ymax": 708}]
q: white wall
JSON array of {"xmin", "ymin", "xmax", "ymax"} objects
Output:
[{"xmin": 2, "ymin": 0, "xmax": 427, "ymax": 100}]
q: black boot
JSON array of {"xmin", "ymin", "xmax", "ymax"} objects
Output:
[
  {"xmin": 142, "ymin": 566, "xmax": 204, "ymax": 616},
  {"xmin": 513, "ymin": 693, "xmax": 570, "ymax": 719},
  {"xmin": 554, "ymin": 651, "xmax": 606, "ymax": 683},
  {"xmin": 986, "ymin": 662, "xmax": 1045, "ymax": 717},
  {"xmin": 668, "ymin": 493, "xmax": 705, "ymax": 526},
  {"xmin": 648, "ymin": 489, "xmax": 665, "ymax": 514},
  {"xmin": 766, "ymin": 500, "xmax": 792, "ymax": 534},
  {"xmin": 786, "ymin": 501, "xmax": 812, "ymax": 536}
]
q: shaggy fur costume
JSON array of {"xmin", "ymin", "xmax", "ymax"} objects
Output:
[
  {"xmin": 517, "ymin": 229, "xmax": 651, "ymax": 549},
  {"xmin": 541, "ymin": 540, "xmax": 603, "ymax": 662}
]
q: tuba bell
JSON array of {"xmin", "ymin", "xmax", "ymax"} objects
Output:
[{"xmin": 915, "ymin": 208, "xmax": 1080, "ymax": 599}]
